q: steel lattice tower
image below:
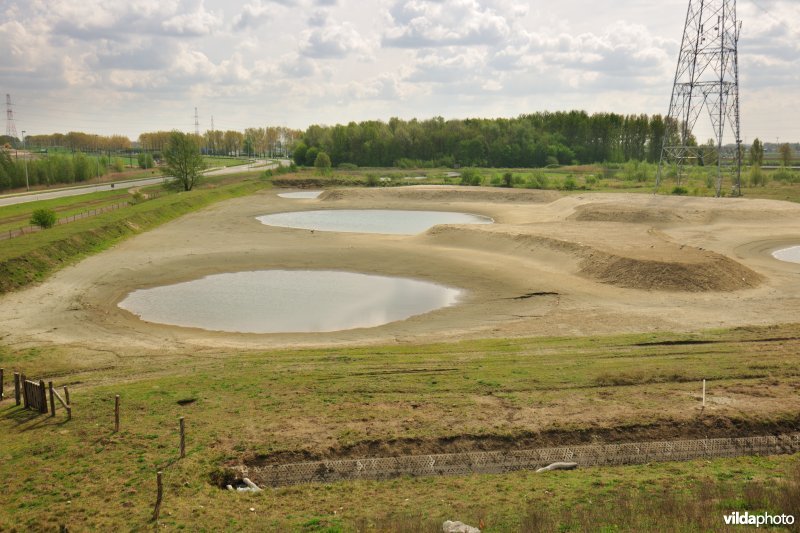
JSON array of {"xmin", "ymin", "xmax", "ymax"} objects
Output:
[
  {"xmin": 656, "ymin": 0, "xmax": 743, "ymax": 197},
  {"xmin": 5, "ymin": 94, "xmax": 17, "ymax": 139}
]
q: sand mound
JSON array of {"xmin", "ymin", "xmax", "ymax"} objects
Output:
[
  {"xmin": 579, "ymin": 251, "xmax": 762, "ymax": 292},
  {"xmin": 569, "ymin": 204, "xmax": 708, "ymax": 224},
  {"xmin": 569, "ymin": 196, "xmax": 800, "ymax": 226},
  {"xmin": 319, "ymin": 186, "xmax": 560, "ymax": 204},
  {"xmin": 423, "ymin": 225, "xmax": 762, "ymax": 292}
]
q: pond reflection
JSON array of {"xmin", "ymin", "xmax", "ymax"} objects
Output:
[
  {"xmin": 119, "ymin": 270, "xmax": 461, "ymax": 333},
  {"xmin": 256, "ymin": 209, "xmax": 492, "ymax": 235}
]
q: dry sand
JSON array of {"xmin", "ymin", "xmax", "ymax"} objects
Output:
[{"xmin": 1, "ymin": 185, "xmax": 799, "ymax": 354}]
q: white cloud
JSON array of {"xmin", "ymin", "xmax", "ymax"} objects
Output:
[
  {"xmin": 0, "ymin": 0, "xmax": 796, "ymax": 141},
  {"xmin": 383, "ymin": 0, "xmax": 515, "ymax": 47},
  {"xmin": 299, "ymin": 19, "xmax": 372, "ymax": 59}
]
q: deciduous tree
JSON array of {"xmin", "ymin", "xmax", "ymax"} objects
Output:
[{"xmin": 163, "ymin": 131, "xmax": 205, "ymax": 191}]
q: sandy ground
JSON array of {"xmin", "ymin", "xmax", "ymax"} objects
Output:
[{"xmin": 1, "ymin": 185, "xmax": 799, "ymax": 354}]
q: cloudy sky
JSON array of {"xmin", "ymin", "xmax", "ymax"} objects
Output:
[{"xmin": 1, "ymin": 0, "xmax": 798, "ymax": 142}]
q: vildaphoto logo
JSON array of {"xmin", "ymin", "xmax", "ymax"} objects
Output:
[{"xmin": 723, "ymin": 511, "xmax": 795, "ymax": 527}]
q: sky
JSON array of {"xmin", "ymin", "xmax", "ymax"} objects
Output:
[{"xmin": 1, "ymin": 0, "xmax": 798, "ymax": 142}]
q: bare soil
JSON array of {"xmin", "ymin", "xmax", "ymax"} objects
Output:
[
  {"xmin": 1, "ymin": 186, "xmax": 799, "ymax": 352},
  {"xmin": 247, "ymin": 414, "xmax": 800, "ymax": 466}
]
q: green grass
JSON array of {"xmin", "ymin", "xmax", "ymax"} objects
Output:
[
  {"xmin": 1, "ymin": 324, "xmax": 799, "ymax": 530},
  {"xmin": 2, "ymin": 168, "xmax": 799, "ymax": 529},
  {"xmin": 0, "ymin": 176, "xmax": 269, "ymax": 293},
  {"xmin": 203, "ymin": 156, "xmax": 251, "ymax": 168}
]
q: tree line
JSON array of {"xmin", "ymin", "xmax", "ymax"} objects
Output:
[
  {"xmin": 139, "ymin": 127, "xmax": 302, "ymax": 158},
  {"xmin": 0, "ymin": 151, "xmax": 125, "ymax": 191},
  {"xmin": 290, "ymin": 112, "xmax": 680, "ymax": 168}
]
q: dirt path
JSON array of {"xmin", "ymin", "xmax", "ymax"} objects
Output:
[{"xmin": 1, "ymin": 186, "xmax": 799, "ymax": 353}]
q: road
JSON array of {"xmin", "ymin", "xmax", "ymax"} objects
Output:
[{"xmin": 0, "ymin": 159, "xmax": 284, "ymax": 207}]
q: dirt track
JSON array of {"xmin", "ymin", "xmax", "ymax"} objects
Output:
[{"xmin": 1, "ymin": 186, "xmax": 799, "ymax": 353}]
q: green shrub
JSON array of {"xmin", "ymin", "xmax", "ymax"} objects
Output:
[
  {"xmin": 671, "ymin": 186, "xmax": 689, "ymax": 195},
  {"xmin": 137, "ymin": 152, "xmax": 154, "ymax": 169},
  {"xmin": 459, "ymin": 168, "xmax": 482, "ymax": 186},
  {"xmin": 129, "ymin": 191, "xmax": 145, "ymax": 205},
  {"xmin": 772, "ymin": 168, "xmax": 799, "ymax": 183},
  {"xmin": 562, "ymin": 176, "xmax": 578, "ymax": 190},
  {"xmin": 749, "ymin": 165, "xmax": 768, "ymax": 187},
  {"xmin": 337, "ymin": 163, "xmax": 358, "ymax": 170},
  {"xmin": 30, "ymin": 208, "xmax": 57, "ymax": 229},
  {"xmin": 525, "ymin": 173, "xmax": 549, "ymax": 189},
  {"xmin": 502, "ymin": 172, "xmax": 513, "ymax": 188},
  {"xmin": 365, "ymin": 174, "xmax": 379, "ymax": 187}
]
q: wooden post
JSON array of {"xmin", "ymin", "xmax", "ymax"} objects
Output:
[
  {"xmin": 49, "ymin": 381, "xmax": 56, "ymax": 417},
  {"xmin": 114, "ymin": 395, "xmax": 120, "ymax": 432},
  {"xmin": 152, "ymin": 471, "xmax": 163, "ymax": 522},
  {"xmin": 64, "ymin": 386, "xmax": 72, "ymax": 419},
  {"xmin": 21, "ymin": 373, "xmax": 28, "ymax": 408},
  {"xmin": 702, "ymin": 379, "xmax": 706, "ymax": 407},
  {"xmin": 14, "ymin": 372, "xmax": 20, "ymax": 406},
  {"xmin": 179, "ymin": 417, "xmax": 186, "ymax": 459},
  {"xmin": 39, "ymin": 379, "xmax": 47, "ymax": 414}
]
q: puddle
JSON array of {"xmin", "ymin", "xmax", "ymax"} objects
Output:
[
  {"xmin": 277, "ymin": 191, "xmax": 323, "ymax": 199},
  {"xmin": 256, "ymin": 209, "xmax": 492, "ymax": 235},
  {"xmin": 119, "ymin": 270, "xmax": 461, "ymax": 333},
  {"xmin": 772, "ymin": 246, "xmax": 800, "ymax": 264}
]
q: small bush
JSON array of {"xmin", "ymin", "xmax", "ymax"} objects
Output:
[
  {"xmin": 671, "ymin": 186, "xmax": 689, "ymax": 195},
  {"xmin": 525, "ymin": 173, "xmax": 549, "ymax": 189},
  {"xmin": 337, "ymin": 162, "xmax": 358, "ymax": 170},
  {"xmin": 502, "ymin": 172, "xmax": 513, "ymax": 188},
  {"xmin": 749, "ymin": 165, "xmax": 768, "ymax": 187},
  {"xmin": 459, "ymin": 168, "xmax": 482, "ymax": 186},
  {"xmin": 562, "ymin": 176, "xmax": 578, "ymax": 190},
  {"xmin": 30, "ymin": 209, "xmax": 57, "ymax": 229},
  {"xmin": 365, "ymin": 174, "xmax": 379, "ymax": 187},
  {"xmin": 129, "ymin": 191, "xmax": 145, "ymax": 205},
  {"xmin": 772, "ymin": 168, "xmax": 799, "ymax": 183}
]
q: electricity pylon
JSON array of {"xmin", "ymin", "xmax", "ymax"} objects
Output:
[
  {"xmin": 656, "ymin": 0, "xmax": 743, "ymax": 197},
  {"xmin": 5, "ymin": 94, "xmax": 17, "ymax": 139}
]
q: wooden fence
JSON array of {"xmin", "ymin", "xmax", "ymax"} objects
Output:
[
  {"xmin": 242, "ymin": 433, "xmax": 800, "ymax": 488},
  {"xmin": 9, "ymin": 372, "xmax": 71, "ymax": 418},
  {"xmin": 0, "ymin": 191, "xmax": 163, "ymax": 241},
  {"xmin": 20, "ymin": 374, "xmax": 48, "ymax": 414}
]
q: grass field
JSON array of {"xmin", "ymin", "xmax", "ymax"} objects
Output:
[
  {"xmin": 0, "ymin": 172, "xmax": 268, "ymax": 293},
  {"xmin": 1, "ymin": 324, "xmax": 799, "ymax": 530},
  {"xmin": 1, "ymin": 168, "xmax": 800, "ymax": 530}
]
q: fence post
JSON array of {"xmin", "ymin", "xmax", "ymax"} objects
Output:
[
  {"xmin": 21, "ymin": 373, "xmax": 28, "ymax": 408},
  {"xmin": 179, "ymin": 417, "xmax": 186, "ymax": 459},
  {"xmin": 0, "ymin": 368, "xmax": 3, "ymax": 401},
  {"xmin": 14, "ymin": 372, "xmax": 20, "ymax": 406},
  {"xmin": 49, "ymin": 381, "xmax": 56, "ymax": 416},
  {"xmin": 702, "ymin": 379, "xmax": 706, "ymax": 408},
  {"xmin": 114, "ymin": 394, "xmax": 120, "ymax": 432},
  {"xmin": 64, "ymin": 386, "xmax": 72, "ymax": 420},
  {"xmin": 152, "ymin": 471, "xmax": 163, "ymax": 522},
  {"xmin": 39, "ymin": 380, "xmax": 47, "ymax": 414}
]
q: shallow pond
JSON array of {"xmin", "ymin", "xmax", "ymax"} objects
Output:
[
  {"xmin": 772, "ymin": 246, "xmax": 800, "ymax": 264},
  {"xmin": 277, "ymin": 191, "xmax": 323, "ymax": 199},
  {"xmin": 256, "ymin": 209, "xmax": 492, "ymax": 235},
  {"xmin": 118, "ymin": 270, "xmax": 461, "ymax": 333}
]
